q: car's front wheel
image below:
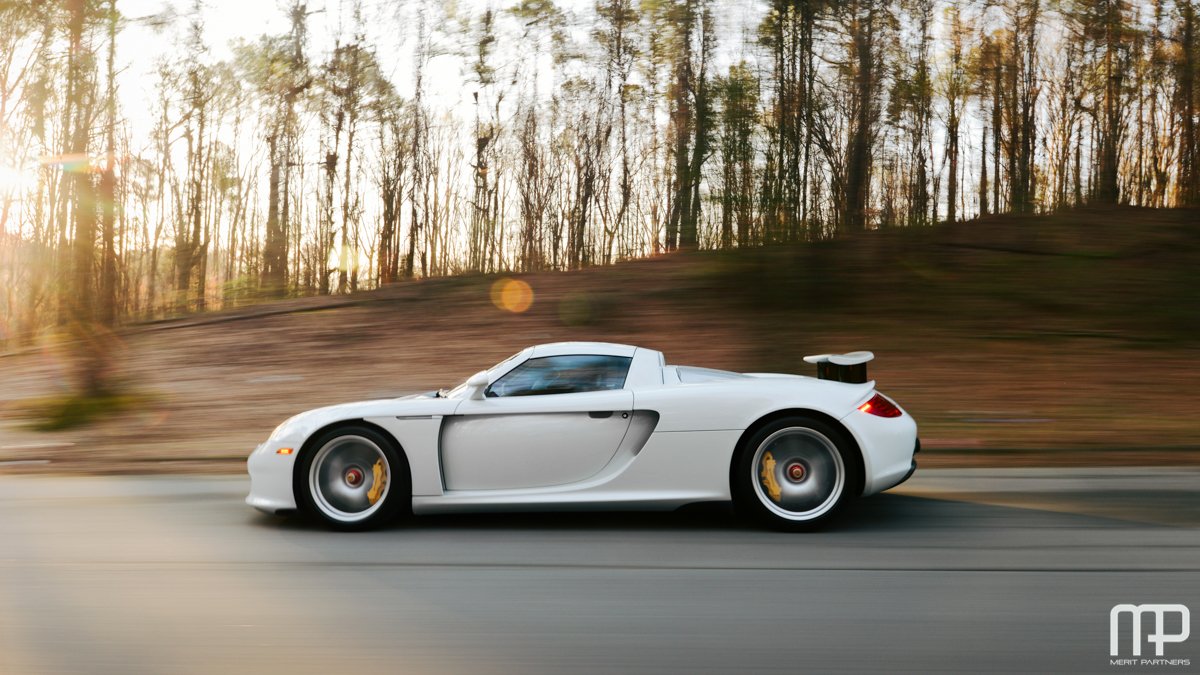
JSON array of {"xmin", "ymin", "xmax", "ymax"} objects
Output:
[
  {"xmin": 297, "ymin": 425, "xmax": 409, "ymax": 531},
  {"xmin": 734, "ymin": 416, "xmax": 857, "ymax": 531}
]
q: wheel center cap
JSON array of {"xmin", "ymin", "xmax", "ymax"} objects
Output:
[
  {"xmin": 345, "ymin": 467, "xmax": 365, "ymax": 487},
  {"xmin": 785, "ymin": 461, "xmax": 807, "ymax": 483}
]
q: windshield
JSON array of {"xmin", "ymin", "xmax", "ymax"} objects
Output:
[{"xmin": 437, "ymin": 350, "xmax": 526, "ymax": 398}]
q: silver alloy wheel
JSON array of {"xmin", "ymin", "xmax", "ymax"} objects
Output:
[
  {"xmin": 308, "ymin": 434, "xmax": 391, "ymax": 524},
  {"xmin": 750, "ymin": 427, "xmax": 845, "ymax": 521}
]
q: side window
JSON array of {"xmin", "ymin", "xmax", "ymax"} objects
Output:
[{"xmin": 486, "ymin": 355, "xmax": 633, "ymax": 397}]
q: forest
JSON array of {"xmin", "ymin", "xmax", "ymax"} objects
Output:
[{"xmin": 0, "ymin": 0, "xmax": 1198, "ymax": 361}]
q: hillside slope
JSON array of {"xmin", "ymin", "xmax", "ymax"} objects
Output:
[{"xmin": 1, "ymin": 206, "xmax": 1197, "ymax": 472}]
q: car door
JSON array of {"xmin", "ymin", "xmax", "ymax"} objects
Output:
[{"xmin": 442, "ymin": 354, "xmax": 635, "ymax": 490}]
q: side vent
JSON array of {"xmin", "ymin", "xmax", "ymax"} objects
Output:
[{"xmin": 803, "ymin": 351, "xmax": 874, "ymax": 384}]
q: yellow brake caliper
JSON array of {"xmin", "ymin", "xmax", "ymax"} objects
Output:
[
  {"xmin": 366, "ymin": 459, "xmax": 387, "ymax": 506},
  {"xmin": 760, "ymin": 451, "xmax": 782, "ymax": 503}
]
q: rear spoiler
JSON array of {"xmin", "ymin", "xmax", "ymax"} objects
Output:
[{"xmin": 803, "ymin": 351, "xmax": 874, "ymax": 384}]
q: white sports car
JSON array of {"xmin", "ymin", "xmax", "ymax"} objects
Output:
[{"xmin": 247, "ymin": 342, "xmax": 918, "ymax": 531}]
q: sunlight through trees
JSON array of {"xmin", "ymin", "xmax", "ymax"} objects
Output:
[{"xmin": 0, "ymin": 0, "xmax": 1198, "ymax": 351}]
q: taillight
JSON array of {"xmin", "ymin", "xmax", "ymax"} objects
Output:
[{"xmin": 858, "ymin": 393, "xmax": 902, "ymax": 418}]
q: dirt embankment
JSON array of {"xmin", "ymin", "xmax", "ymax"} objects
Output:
[{"xmin": 2, "ymin": 207, "xmax": 1197, "ymax": 473}]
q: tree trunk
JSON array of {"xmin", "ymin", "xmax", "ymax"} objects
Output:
[{"xmin": 843, "ymin": 9, "xmax": 875, "ymax": 233}]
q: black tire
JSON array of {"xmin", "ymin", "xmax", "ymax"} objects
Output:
[
  {"xmin": 296, "ymin": 424, "xmax": 410, "ymax": 531},
  {"xmin": 732, "ymin": 415, "xmax": 858, "ymax": 531}
]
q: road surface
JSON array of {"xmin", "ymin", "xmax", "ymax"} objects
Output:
[{"xmin": 0, "ymin": 468, "xmax": 1197, "ymax": 674}]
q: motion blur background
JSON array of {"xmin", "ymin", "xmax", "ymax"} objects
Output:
[{"xmin": 1, "ymin": 0, "xmax": 1198, "ymax": 469}]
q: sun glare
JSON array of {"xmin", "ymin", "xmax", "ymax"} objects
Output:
[{"xmin": 0, "ymin": 164, "xmax": 37, "ymax": 196}]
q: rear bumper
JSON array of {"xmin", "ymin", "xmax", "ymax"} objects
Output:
[
  {"xmin": 888, "ymin": 438, "xmax": 920, "ymax": 489},
  {"xmin": 842, "ymin": 406, "xmax": 919, "ymax": 496}
]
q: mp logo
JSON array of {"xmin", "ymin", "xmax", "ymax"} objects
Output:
[{"xmin": 1110, "ymin": 604, "xmax": 1191, "ymax": 657}]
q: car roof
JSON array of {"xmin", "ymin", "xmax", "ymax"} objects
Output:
[{"xmin": 529, "ymin": 341, "xmax": 639, "ymax": 358}]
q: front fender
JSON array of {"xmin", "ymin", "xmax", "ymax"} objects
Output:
[{"xmin": 246, "ymin": 396, "xmax": 460, "ymax": 512}]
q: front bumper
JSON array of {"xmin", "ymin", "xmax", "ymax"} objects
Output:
[{"xmin": 246, "ymin": 442, "xmax": 299, "ymax": 514}]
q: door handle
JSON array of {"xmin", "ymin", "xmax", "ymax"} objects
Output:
[{"xmin": 588, "ymin": 411, "xmax": 614, "ymax": 419}]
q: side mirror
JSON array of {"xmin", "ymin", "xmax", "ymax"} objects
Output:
[{"xmin": 466, "ymin": 371, "xmax": 490, "ymax": 400}]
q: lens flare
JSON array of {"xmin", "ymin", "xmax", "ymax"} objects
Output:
[
  {"xmin": 0, "ymin": 165, "xmax": 37, "ymax": 193},
  {"xmin": 490, "ymin": 278, "xmax": 534, "ymax": 313},
  {"xmin": 39, "ymin": 153, "xmax": 97, "ymax": 174}
]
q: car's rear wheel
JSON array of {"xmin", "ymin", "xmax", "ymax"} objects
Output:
[
  {"xmin": 734, "ymin": 416, "xmax": 856, "ymax": 531},
  {"xmin": 298, "ymin": 425, "xmax": 409, "ymax": 531}
]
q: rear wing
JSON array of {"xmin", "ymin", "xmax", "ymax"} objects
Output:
[{"xmin": 803, "ymin": 351, "xmax": 874, "ymax": 384}]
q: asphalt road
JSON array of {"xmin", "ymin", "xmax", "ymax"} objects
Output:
[{"xmin": 1, "ymin": 468, "xmax": 1197, "ymax": 674}]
